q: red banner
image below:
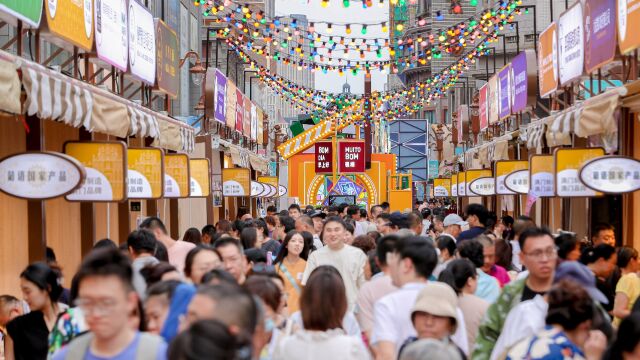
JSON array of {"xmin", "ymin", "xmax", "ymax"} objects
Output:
[
  {"xmin": 479, "ymin": 84, "xmax": 488, "ymax": 131},
  {"xmin": 315, "ymin": 142, "xmax": 333, "ymax": 173},
  {"xmin": 338, "ymin": 141, "xmax": 366, "ymax": 173}
]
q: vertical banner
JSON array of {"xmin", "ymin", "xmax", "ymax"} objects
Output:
[
  {"xmin": 235, "ymin": 90, "xmax": 244, "ymax": 133},
  {"xmin": 214, "ymin": 69, "xmax": 227, "ymax": 124},
  {"xmin": 555, "ymin": 148, "xmax": 605, "ymax": 197},
  {"xmin": 155, "ymin": 19, "xmax": 179, "ymax": 98},
  {"xmin": 495, "ymin": 160, "xmax": 529, "ymax": 195},
  {"xmin": 428, "ymin": 160, "xmax": 439, "ymax": 180},
  {"xmin": 457, "ymin": 105, "xmax": 466, "ymax": 144},
  {"xmin": 538, "ymin": 23, "xmax": 559, "ymax": 98},
  {"xmin": 223, "ymin": 168, "xmax": 251, "ymax": 196},
  {"xmin": 558, "ymin": 2, "xmax": 585, "ymax": 85},
  {"xmin": 315, "ymin": 142, "xmax": 333, "ymax": 173},
  {"xmin": 225, "ymin": 80, "xmax": 237, "ymax": 130},
  {"xmin": 189, "ymin": 159, "xmax": 210, "ymax": 197},
  {"xmin": 584, "ymin": 0, "xmax": 616, "ymax": 73},
  {"xmin": 479, "ymin": 84, "xmax": 488, "ymax": 131},
  {"xmin": 243, "ymin": 97, "xmax": 252, "ymax": 137},
  {"xmin": 457, "ymin": 172, "xmax": 466, "ymax": 197},
  {"xmin": 128, "ymin": 0, "xmax": 156, "ymax": 85},
  {"xmin": 498, "ymin": 65, "xmax": 512, "ymax": 119},
  {"xmin": 451, "ymin": 173, "xmax": 458, "ymax": 197},
  {"xmin": 95, "ymin": 0, "xmax": 128, "ymax": 71},
  {"xmin": 338, "ymin": 141, "xmax": 366, "ymax": 173},
  {"xmin": 487, "ymin": 75, "xmax": 499, "ymax": 125},
  {"xmin": 127, "ymin": 148, "xmax": 164, "ymax": 199},
  {"xmin": 618, "ymin": 0, "xmax": 640, "ymax": 54},
  {"xmin": 530, "ymin": 154, "xmax": 555, "ymax": 197},
  {"xmin": 510, "ymin": 50, "xmax": 537, "ymax": 114},
  {"xmin": 164, "ymin": 154, "xmax": 190, "ymax": 198},
  {"xmin": 257, "ymin": 108, "xmax": 265, "ymax": 145},
  {"xmin": 433, "ymin": 178, "xmax": 451, "ymax": 197}
]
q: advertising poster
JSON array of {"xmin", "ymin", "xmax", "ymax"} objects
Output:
[
  {"xmin": 0, "ymin": 0, "xmax": 42, "ymax": 28},
  {"xmin": 128, "ymin": 0, "xmax": 156, "ymax": 85},
  {"xmin": 538, "ymin": 23, "xmax": 559, "ymax": 98},
  {"xmin": 95, "ymin": 0, "xmax": 128, "ymax": 71},
  {"xmin": 510, "ymin": 50, "xmax": 537, "ymax": 114},
  {"xmin": 214, "ymin": 69, "xmax": 227, "ymax": 124},
  {"xmin": 530, "ymin": 155, "xmax": 555, "ymax": 197},
  {"xmin": 555, "ymin": 148, "xmax": 605, "ymax": 197},
  {"xmin": 488, "ymin": 75, "xmax": 499, "ymax": 125},
  {"xmin": 558, "ymin": 3, "xmax": 585, "ymax": 85},
  {"xmin": 579, "ymin": 156, "xmax": 640, "ymax": 193},
  {"xmin": 164, "ymin": 154, "xmax": 190, "ymax": 198},
  {"xmin": 433, "ymin": 178, "xmax": 451, "ymax": 197},
  {"xmin": 584, "ymin": 0, "xmax": 616, "ymax": 72},
  {"xmin": 465, "ymin": 169, "xmax": 492, "ymax": 195},
  {"xmin": 451, "ymin": 173, "xmax": 458, "ymax": 197},
  {"xmin": 498, "ymin": 65, "xmax": 511, "ymax": 120},
  {"xmin": 225, "ymin": 80, "xmax": 238, "ymax": 130},
  {"xmin": 44, "ymin": 0, "xmax": 94, "ymax": 51},
  {"xmin": 479, "ymin": 84, "xmax": 488, "ymax": 130},
  {"xmin": 250, "ymin": 103, "xmax": 258, "ymax": 142},
  {"xmin": 189, "ymin": 159, "xmax": 210, "ymax": 197},
  {"xmin": 64, "ymin": 141, "xmax": 126, "ymax": 202},
  {"xmin": 338, "ymin": 141, "xmax": 366, "ymax": 173},
  {"xmin": 155, "ymin": 19, "xmax": 179, "ymax": 97},
  {"xmin": 469, "ymin": 177, "xmax": 495, "ymax": 196},
  {"xmin": 223, "ymin": 168, "xmax": 251, "ymax": 196},
  {"xmin": 127, "ymin": 148, "xmax": 163, "ymax": 199},
  {"xmin": 618, "ymin": 0, "xmax": 640, "ymax": 54},
  {"xmin": 235, "ymin": 90, "xmax": 244, "ymax": 133},
  {"xmin": 495, "ymin": 160, "xmax": 529, "ymax": 195}
]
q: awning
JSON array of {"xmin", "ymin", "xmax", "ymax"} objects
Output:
[
  {"xmin": 478, "ymin": 146, "xmax": 490, "ymax": 168},
  {"xmin": 90, "ymin": 93, "xmax": 130, "ymax": 138},
  {"xmin": 0, "ymin": 58, "xmax": 21, "ymax": 115},
  {"xmin": 524, "ymin": 119, "xmax": 546, "ymax": 152},
  {"xmin": 489, "ymin": 139, "xmax": 509, "ymax": 161},
  {"xmin": 575, "ymin": 89, "xmax": 621, "ymax": 138},
  {"xmin": 249, "ymin": 156, "xmax": 269, "ymax": 174},
  {"xmin": 128, "ymin": 105, "xmax": 160, "ymax": 139},
  {"xmin": 622, "ymin": 80, "xmax": 640, "ymax": 113},
  {"xmin": 546, "ymin": 109, "xmax": 575, "ymax": 147}
]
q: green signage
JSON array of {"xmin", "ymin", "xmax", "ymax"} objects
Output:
[{"xmin": 0, "ymin": 0, "xmax": 42, "ymax": 28}]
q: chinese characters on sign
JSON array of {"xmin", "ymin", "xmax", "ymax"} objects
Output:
[
  {"xmin": 558, "ymin": 2, "xmax": 584, "ymax": 85},
  {"xmin": 164, "ymin": 154, "xmax": 190, "ymax": 198},
  {"xmin": 190, "ymin": 159, "xmax": 210, "ymax": 197},
  {"xmin": 155, "ymin": 19, "xmax": 179, "ymax": 98},
  {"xmin": 495, "ymin": 160, "xmax": 529, "ymax": 195},
  {"xmin": 128, "ymin": 0, "xmax": 156, "ymax": 85},
  {"xmin": 505, "ymin": 169, "xmax": 530, "ymax": 194},
  {"xmin": 338, "ymin": 141, "xmax": 366, "ymax": 173},
  {"xmin": 433, "ymin": 178, "xmax": 451, "ymax": 197},
  {"xmin": 465, "ymin": 169, "xmax": 492, "ymax": 195},
  {"xmin": 579, "ymin": 156, "xmax": 640, "ymax": 193},
  {"xmin": 555, "ymin": 148, "xmax": 605, "ymax": 196},
  {"xmin": 530, "ymin": 155, "xmax": 555, "ymax": 197},
  {"xmin": 468, "ymin": 177, "xmax": 496, "ymax": 196},
  {"xmin": 315, "ymin": 142, "xmax": 333, "ymax": 173},
  {"xmin": 538, "ymin": 23, "xmax": 558, "ymax": 97},
  {"xmin": 127, "ymin": 148, "xmax": 164, "ymax": 199},
  {"xmin": 223, "ymin": 168, "xmax": 250, "ymax": 196}
]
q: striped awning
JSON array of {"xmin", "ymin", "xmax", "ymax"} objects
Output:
[
  {"xmin": 546, "ymin": 109, "xmax": 577, "ymax": 147},
  {"xmin": 525, "ymin": 120, "xmax": 546, "ymax": 152},
  {"xmin": 180, "ymin": 126, "xmax": 195, "ymax": 153},
  {"xmin": 0, "ymin": 58, "xmax": 20, "ymax": 115},
  {"xmin": 128, "ymin": 105, "xmax": 160, "ymax": 139}
]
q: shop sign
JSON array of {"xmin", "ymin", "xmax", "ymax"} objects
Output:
[
  {"xmin": 250, "ymin": 181, "xmax": 265, "ymax": 197},
  {"xmin": 154, "ymin": 19, "xmax": 178, "ymax": 97},
  {"xmin": 0, "ymin": 0, "xmax": 42, "ymax": 28},
  {"xmin": 235, "ymin": 90, "xmax": 244, "ymax": 133},
  {"xmin": 488, "ymin": 75, "xmax": 499, "ymax": 125},
  {"xmin": 222, "ymin": 168, "xmax": 250, "ymax": 196},
  {"xmin": 495, "ymin": 160, "xmax": 529, "ymax": 195},
  {"xmin": 579, "ymin": 156, "xmax": 640, "ymax": 193},
  {"xmin": 44, "ymin": 0, "xmax": 94, "ymax": 51},
  {"xmin": 538, "ymin": 23, "xmax": 558, "ymax": 98},
  {"xmin": 225, "ymin": 80, "xmax": 237, "ymax": 130},
  {"xmin": 505, "ymin": 169, "xmax": 530, "ymax": 194},
  {"xmin": 338, "ymin": 141, "xmax": 366, "ymax": 173},
  {"xmin": 584, "ymin": 0, "xmax": 616, "ymax": 72},
  {"xmin": 479, "ymin": 84, "xmax": 488, "ymax": 130},
  {"xmin": 214, "ymin": 69, "xmax": 227, "ymax": 124},
  {"xmin": 128, "ymin": 0, "xmax": 156, "ymax": 85},
  {"xmin": 164, "ymin": 154, "xmax": 190, "ymax": 198},
  {"xmin": 433, "ymin": 178, "xmax": 451, "ymax": 197},
  {"xmin": 555, "ymin": 147, "xmax": 605, "ymax": 197},
  {"xmin": 530, "ymin": 155, "xmax": 555, "ymax": 197},
  {"xmin": 262, "ymin": 184, "xmax": 277, "ymax": 198},
  {"xmin": 127, "ymin": 148, "xmax": 163, "ymax": 199},
  {"xmin": 250, "ymin": 103, "xmax": 258, "ymax": 141},
  {"xmin": 465, "ymin": 169, "xmax": 492, "ymax": 195},
  {"xmin": 315, "ymin": 142, "xmax": 333, "ymax": 173},
  {"xmin": 457, "ymin": 172, "xmax": 466, "ymax": 197},
  {"xmin": 243, "ymin": 97, "xmax": 252, "ymax": 137},
  {"xmin": 469, "ymin": 177, "xmax": 495, "ymax": 196},
  {"xmin": 258, "ymin": 176, "xmax": 279, "ymax": 192},
  {"xmin": 511, "ymin": 50, "xmax": 537, "ymax": 114},
  {"xmin": 428, "ymin": 160, "xmax": 439, "ymax": 179},
  {"xmin": 189, "ymin": 159, "xmax": 210, "ymax": 197},
  {"xmin": 498, "ymin": 65, "xmax": 511, "ymax": 120},
  {"xmin": 618, "ymin": 0, "xmax": 640, "ymax": 54},
  {"xmin": 0, "ymin": 151, "xmax": 84, "ymax": 199},
  {"xmin": 65, "ymin": 142, "xmax": 126, "ymax": 202},
  {"xmin": 278, "ymin": 185, "xmax": 287, "ymax": 197},
  {"xmin": 558, "ymin": 3, "xmax": 585, "ymax": 85},
  {"xmin": 451, "ymin": 173, "xmax": 458, "ymax": 197},
  {"xmin": 95, "ymin": 0, "xmax": 128, "ymax": 72}
]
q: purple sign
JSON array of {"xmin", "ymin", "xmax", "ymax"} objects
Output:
[
  {"xmin": 584, "ymin": 0, "xmax": 616, "ymax": 73},
  {"xmin": 214, "ymin": 69, "xmax": 227, "ymax": 124},
  {"xmin": 511, "ymin": 52, "xmax": 528, "ymax": 113},
  {"xmin": 498, "ymin": 65, "xmax": 511, "ymax": 119}
]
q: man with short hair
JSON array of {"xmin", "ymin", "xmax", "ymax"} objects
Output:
[
  {"xmin": 127, "ymin": 230, "xmax": 160, "ymax": 300},
  {"xmin": 213, "ymin": 237, "xmax": 248, "ymax": 284},
  {"xmin": 201, "ymin": 225, "xmax": 216, "ymax": 245},
  {"xmin": 275, "ymin": 215, "xmax": 296, "ymax": 241},
  {"xmin": 52, "ymin": 249, "xmax": 167, "ymax": 360},
  {"xmin": 369, "ymin": 205, "xmax": 383, "ymax": 222},
  {"xmin": 288, "ymin": 204, "xmax": 302, "ymax": 219},
  {"xmin": 376, "ymin": 213, "xmax": 394, "ymax": 235},
  {"xmin": 473, "ymin": 227, "xmax": 557, "ymax": 359},
  {"xmin": 380, "ymin": 202, "xmax": 391, "ymax": 213},
  {"xmin": 295, "ymin": 215, "xmax": 323, "ymax": 249},
  {"xmin": 266, "ymin": 205, "xmax": 277, "ymax": 216},
  {"xmin": 139, "ymin": 217, "xmax": 195, "ymax": 275},
  {"xmin": 407, "ymin": 212, "xmax": 423, "ymax": 236},
  {"xmin": 591, "ymin": 223, "xmax": 615, "ymax": 247},
  {"xmin": 441, "ymin": 214, "xmax": 465, "ymax": 242},
  {"xmin": 457, "ymin": 204, "xmax": 488, "ymax": 242}
]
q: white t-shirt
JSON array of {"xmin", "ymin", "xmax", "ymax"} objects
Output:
[
  {"xmin": 273, "ymin": 329, "xmax": 370, "ymax": 360},
  {"xmin": 490, "ymin": 295, "xmax": 547, "ymax": 360},
  {"xmin": 290, "ymin": 311, "xmax": 362, "ymax": 337}
]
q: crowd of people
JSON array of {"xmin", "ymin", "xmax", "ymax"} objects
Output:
[{"xmin": 1, "ymin": 200, "xmax": 640, "ymax": 360}]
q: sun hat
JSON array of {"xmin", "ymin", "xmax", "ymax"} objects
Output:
[{"xmin": 411, "ymin": 282, "xmax": 459, "ymax": 332}]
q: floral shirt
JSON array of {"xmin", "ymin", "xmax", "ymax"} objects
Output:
[
  {"xmin": 505, "ymin": 326, "xmax": 585, "ymax": 360},
  {"xmin": 48, "ymin": 307, "xmax": 88, "ymax": 356}
]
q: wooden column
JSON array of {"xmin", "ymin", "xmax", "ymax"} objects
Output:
[
  {"xmin": 25, "ymin": 114, "xmax": 46, "ymax": 262},
  {"xmin": 79, "ymin": 129, "xmax": 95, "ymax": 253}
]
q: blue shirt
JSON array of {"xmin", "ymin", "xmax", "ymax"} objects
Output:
[
  {"xmin": 52, "ymin": 332, "xmax": 167, "ymax": 360},
  {"xmin": 506, "ymin": 325, "xmax": 585, "ymax": 360},
  {"xmin": 475, "ymin": 269, "xmax": 501, "ymax": 303},
  {"xmin": 457, "ymin": 226, "xmax": 486, "ymax": 242}
]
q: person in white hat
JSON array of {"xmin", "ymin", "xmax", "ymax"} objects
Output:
[{"xmin": 441, "ymin": 214, "xmax": 466, "ymax": 243}]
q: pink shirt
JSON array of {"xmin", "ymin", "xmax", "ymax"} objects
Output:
[
  {"xmin": 489, "ymin": 264, "xmax": 511, "ymax": 287},
  {"xmin": 168, "ymin": 240, "xmax": 196, "ymax": 274}
]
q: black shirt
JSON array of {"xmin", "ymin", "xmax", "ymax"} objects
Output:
[
  {"xmin": 596, "ymin": 277, "xmax": 615, "ymax": 312},
  {"xmin": 521, "ymin": 284, "xmax": 547, "ymax": 302},
  {"xmin": 6, "ymin": 311, "xmax": 50, "ymax": 360}
]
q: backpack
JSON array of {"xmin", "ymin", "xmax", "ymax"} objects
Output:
[{"xmin": 64, "ymin": 332, "xmax": 162, "ymax": 360}]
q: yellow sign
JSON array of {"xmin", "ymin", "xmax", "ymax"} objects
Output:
[
  {"xmin": 530, "ymin": 155, "xmax": 555, "ymax": 197},
  {"xmin": 223, "ymin": 168, "xmax": 251, "ymax": 196},
  {"xmin": 495, "ymin": 160, "xmax": 528, "ymax": 194},
  {"xmin": 127, "ymin": 148, "xmax": 164, "ymax": 199},
  {"xmin": 465, "ymin": 169, "xmax": 492, "ymax": 195},
  {"xmin": 451, "ymin": 173, "xmax": 458, "ymax": 197},
  {"xmin": 189, "ymin": 159, "xmax": 210, "ymax": 197},
  {"xmin": 164, "ymin": 154, "xmax": 190, "ymax": 198},
  {"xmin": 64, "ymin": 141, "xmax": 126, "ymax": 202},
  {"xmin": 433, "ymin": 178, "xmax": 451, "ymax": 197},
  {"xmin": 44, "ymin": 0, "xmax": 94, "ymax": 51},
  {"xmin": 555, "ymin": 148, "xmax": 605, "ymax": 197},
  {"xmin": 457, "ymin": 172, "xmax": 467, "ymax": 196}
]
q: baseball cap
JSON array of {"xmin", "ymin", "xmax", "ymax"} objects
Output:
[
  {"xmin": 389, "ymin": 212, "xmax": 409, "ymax": 229},
  {"xmin": 443, "ymin": 214, "xmax": 466, "ymax": 227},
  {"xmin": 554, "ymin": 261, "xmax": 609, "ymax": 304},
  {"xmin": 411, "ymin": 282, "xmax": 459, "ymax": 332},
  {"xmin": 309, "ymin": 210, "xmax": 326, "ymax": 219}
]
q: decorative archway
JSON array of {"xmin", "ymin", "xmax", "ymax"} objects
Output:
[{"xmin": 306, "ymin": 173, "xmax": 378, "ymax": 207}]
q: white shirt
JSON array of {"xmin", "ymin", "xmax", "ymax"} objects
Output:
[
  {"xmin": 290, "ymin": 311, "xmax": 362, "ymax": 337},
  {"xmin": 312, "ymin": 234, "xmax": 323, "ymax": 250},
  {"xmin": 490, "ymin": 295, "xmax": 547, "ymax": 360},
  {"xmin": 510, "ymin": 240, "xmax": 523, "ymax": 271},
  {"xmin": 274, "ymin": 329, "xmax": 371, "ymax": 360}
]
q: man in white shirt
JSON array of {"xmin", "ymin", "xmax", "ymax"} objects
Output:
[
  {"xmin": 371, "ymin": 236, "xmax": 438, "ymax": 360},
  {"xmin": 302, "ymin": 216, "xmax": 367, "ymax": 311}
]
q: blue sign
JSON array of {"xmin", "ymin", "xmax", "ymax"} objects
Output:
[
  {"xmin": 428, "ymin": 160, "xmax": 439, "ymax": 179},
  {"xmin": 582, "ymin": 80, "xmax": 623, "ymax": 99}
]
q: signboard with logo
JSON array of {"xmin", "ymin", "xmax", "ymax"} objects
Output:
[
  {"xmin": 618, "ymin": 0, "xmax": 640, "ymax": 54},
  {"xmin": 0, "ymin": 0, "xmax": 42, "ymax": 28},
  {"xmin": 511, "ymin": 50, "xmax": 537, "ymax": 114},
  {"xmin": 488, "ymin": 75, "xmax": 499, "ymax": 125},
  {"xmin": 0, "ymin": 151, "xmax": 84, "ymax": 199},
  {"xmin": 451, "ymin": 173, "xmax": 458, "ymax": 197},
  {"xmin": 128, "ymin": 0, "xmax": 156, "ymax": 85},
  {"xmin": 315, "ymin": 142, "xmax": 333, "ymax": 173},
  {"xmin": 95, "ymin": 0, "xmax": 128, "ymax": 71},
  {"xmin": 498, "ymin": 65, "xmax": 511, "ymax": 120},
  {"xmin": 558, "ymin": 3, "xmax": 584, "ymax": 85},
  {"xmin": 433, "ymin": 178, "xmax": 451, "ymax": 197},
  {"xmin": 189, "ymin": 159, "xmax": 210, "ymax": 197},
  {"xmin": 225, "ymin": 80, "xmax": 238, "ymax": 130},
  {"xmin": 235, "ymin": 90, "xmax": 244, "ymax": 133},
  {"xmin": 530, "ymin": 154, "xmax": 555, "ymax": 197},
  {"xmin": 584, "ymin": 0, "xmax": 616, "ymax": 72},
  {"xmin": 214, "ymin": 69, "xmax": 227, "ymax": 124},
  {"xmin": 43, "ymin": 0, "xmax": 94, "ymax": 51},
  {"xmin": 555, "ymin": 148, "xmax": 605, "ymax": 197},
  {"xmin": 250, "ymin": 103, "xmax": 258, "ymax": 142},
  {"xmin": 243, "ymin": 97, "xmax": 252, "ymax": 137},
  {"xmin": 495, "ymin": 160, "xmax": 529, "ymax": 195},
  {"xmin": 465, "ymin": 169, "xmax": 492, "ymax": 195},
  {"xmin": 164, "ymin": 154, "xmax": 190, "ymax": 198},
  {"xmin": 538, "ymin": 23, "xmax": 558, "ymax": 98},
  {"xmin": 457, "ymin": 172, "xmax": 466, "ymax": 197},
  {"xmin": 479, "ymin": 84, "xmax": 488, "ymax": 131},
  {"xmin": 127, "ymin": 148, "xmax": 163, "ymax": 199},
  {"xmin": 338, "ymin": 141, "xmax": 366, "ymax": 173},
  {"xmin": 579, "ymin": 156, "xmax": 640, "ymax": 193},
  {"xmin": 223, "ymin": 168, "xmax": 250, "ymax": 196},
  {"xmin": 64, "ymin": 141, "xmax": 126, "ymax": 202},
  {"xmin": 505, "ymin": 169, "xmax": 530, "ymax": 194},
  {"xmin": 155, "ymin": 19, "xmax": 178, "ymax": 97},
  {"xmin": 469, "ymin": 177, "xmax": 495, "ymax": 196}
]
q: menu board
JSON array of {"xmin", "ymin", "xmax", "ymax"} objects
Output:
[
  {"xmin": 95, "ymin": 0, "xmax": 128, "ymax": 71},
  {"xmin": 44, "ymin": 0, "xmax": 94, "ymax": 51},
  {"xmin": 495, "ymin": 160, "xmax": 529, "ymax": 195},
  {"xmin": 155, "ymin": 19, "xmax": 179, "ymax": 97},
  {"xmin": 530, "ymin": 155, "xmax": 555, "ymax": 197},
  {"xmin": 189, "ymin": 159, "xmax": 210, "ymax": 197},
  {"xmin": 64, "ymin": 141, "xmax": 126, "ymax": 202},
  {"xmin": 538, "ymin": 23, "xmax": 558, "ymax": 98},
  {"xmin": 127, "ymin": 148, "xmax": 163, "ymax": 199},
  {"xmin": 223, "ymin": 168, "xmax": 251, "ymax": 196},
  {"xmin": 164, "ymin": 154, "xmax": 190, "ymax": 198},
  {"xmin": 128, "ymin": 0, "xmax": 156, "ymax": 85},
  {"xmin": 555, "ymin": 148, "xmax": 605, "ymax": 197}
]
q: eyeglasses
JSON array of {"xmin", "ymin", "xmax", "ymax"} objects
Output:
[
  {"xmin": 74, "ymin": 298, "xmax": 118, "ymax": 316},
  {"xmin": 523, "ymin": 246, "xmax": 558, "ymax": 260}
]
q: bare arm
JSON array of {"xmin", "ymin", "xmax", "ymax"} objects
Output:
[
  {"xmin": 612, "ymin": 292, "xmax": 630, "ymax": 320},
  {"xmin": 4, "ymin": 333, "xmax": 15, "ymax": 360},
  {"xmin": 373, "ymin": 341, "xmax": 396, "ymax": 360}
]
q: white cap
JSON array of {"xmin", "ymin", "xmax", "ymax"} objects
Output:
[{"xmin": 443, "ymin": 214, "xmax": 466, "ymax": 227}]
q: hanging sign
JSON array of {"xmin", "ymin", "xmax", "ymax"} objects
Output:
[
  {"xmin": 538, "ymin": 22, "xmax": 558, "ymax": 98},
  {"xmin": 214, "ymin": 69, "xmax": 227, "ymax": 124},
  {"xmin": 0, "ymin": 0, "xmax": 42, "ymax": 28},
  {"xmin": 505, "ymin": 169, "xmax": 530, "ymax": 194},
  {"xmin": 618, "ymin": 0, "xmax": 640, "ymax": 54},
  {"xmin": 558, "ymin": 2, "xmax": 585, "ymax": 85},
  {"xmin": 433, "ymin": 178, "xmax": 451, "ymax": 197},
  {"xmin": 127, "ymin": 148, "xmax": 163, "ymax": 199},
  {"xmin": 164, "ymin": 154, "xmax": 190, "ymax": 198},
  {"xmin": 235, "ymin": 90, "xmax": 244, "ymax": 133},
  {"xmin": 498, "ymin": 65, "xmax": 512, "ymax": 120},
  {"xmin": 487, "ymin": 75, "xmax": 499, "ymax": 125},
  {"xmin": 225, "ymin": 80, "xmax": 238, "ymax": 130},
  {"xmin": 457, "ymin": 172, "xmax": 466, "ymax": 197},
  {"xmin": 278, "ymin": 185, "xmax": 287, "ymax": 197},
  {"xmin": 584, "ymin": 0, "xmax": 616, "ymax": 73},
  {"xmin": 495, "ymin": 160, "xmax": 529, "ymax": 195},
  {"xmin": 190, "ymin": 159, "xmax": 210, "ymax": 197},
  {"xmin": 257, "ymin": 108, "xmax": 265, "ymax": 145},
  {"xmin": 511, "ymin": 50, "xmax": 538, "ymax": 114},
  {"xmin": 222, "ymin": 168, "xmax": 250, "ymax": 196},
  {"xmin": 250, "ymin": 103, "xmax": 258, "ymax": 141},
  {"xmin": 155, "ymin": 19, "xmax": 179, "ymax": 97},
  {"xmin": 258, "ymin": 176, "xmax": 279, "ymax": 191},
  {"xmin": 338, "ymin": 141, "xmax": 366, "ymax": 173},
  {"xmin": 451, "ymin": 173, "xmax": 458, "ymax": 197},
  {"xmin": 64, "ymin": 141, "xmax": 126, "ymax": 202},
  {"xmin": 128, "ymin": 0, "xmax": 156, "ymax": 85},
  {"xmin": 555, "ymin": 147, "xmax": 605, "ymax": 197},
  {"xmin": 43, "ymin": 0, "xmax": 94, "ymax": 51},
  {"xmin": 243, "ymin": 97, "xmax": 252, "ymax": 137},
  {"xmin": 0, "ymin": 152, "xmax": 84, "ymax": 199},
  {"xmin": 530, "ymin": 155, "xmax": 555, "ymax": 197},
  {"xmin": 250, "ymin": 181, "xmax": 265, "ymax": 197},
  {"xmin": 579, "ymin": 156, "xmax": 640, "ymax": 193},
  {"xmin": 479, "ymin": 84, "xmax": 488, "ymax": 131},
  {"xmin": 262, "ymin": 184, "xmax": 278, "ymax": 198},
  {"xmin": 465, "ymin": 169, "xmax": 492, "ymax": 195},
  {"xmin": 315, "ymin": 141, "xmax": 333, "ymax": 173},
  {"xmin": 469, "ymin": 177, "xmax": 496, "ymax": 196},
  {"xmin": 95, "ymin": 0, "xmax": 128, "ymax": 72}
]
